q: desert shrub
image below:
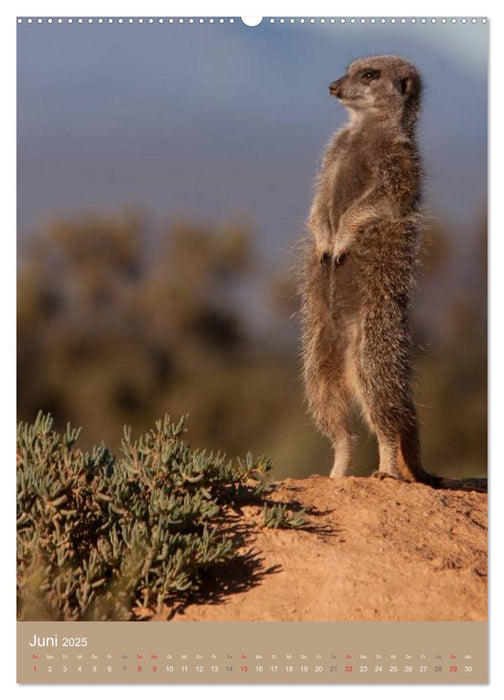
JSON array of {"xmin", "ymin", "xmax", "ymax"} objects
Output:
[
  {"xmin": 17, "ymin": 411, "xmax": 274, "ymax": 621},
  {"xmin": 262, "ymin": 503, "xmax": 308, "ymax": 529}
]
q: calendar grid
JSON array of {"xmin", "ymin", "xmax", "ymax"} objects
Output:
[{"xmin": 17, "ymin": 621, "xmax": 487, "ymax": 683}]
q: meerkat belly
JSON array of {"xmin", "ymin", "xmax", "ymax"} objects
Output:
[{"xmin": 328, "ymin": 145, "xmax": 373, "ymax": 226}]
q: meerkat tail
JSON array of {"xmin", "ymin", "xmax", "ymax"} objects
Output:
[{"xmin": 397, "ymin": 426, "xmax": 442, "ymax": 488}]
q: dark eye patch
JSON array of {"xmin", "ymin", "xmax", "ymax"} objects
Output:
[{"xmin": 361, "ymin": 69, "xmax": 381, "ymax": 81}]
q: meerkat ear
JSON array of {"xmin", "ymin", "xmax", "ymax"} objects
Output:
[{"xmin": 399, "ymin": 74, "xmax": 420, "ymax": 99}]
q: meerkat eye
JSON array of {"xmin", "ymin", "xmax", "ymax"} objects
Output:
[{"xmin": 361, "ymin": 69, "xmax": 380, "ymax": 82}]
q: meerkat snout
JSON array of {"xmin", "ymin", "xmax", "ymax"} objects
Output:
[{"xmin": 328, "ymin": 79, "xmax": 344, "ymax": 97}]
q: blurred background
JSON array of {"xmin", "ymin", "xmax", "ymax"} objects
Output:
[{"xmin": 17, "ymin": 18, "xmax": 487, "ymax": 478}]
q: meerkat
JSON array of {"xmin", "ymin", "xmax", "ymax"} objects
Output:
[{"xmin": 301, "ymin": 55, "xmax": 440, "ymax": 486}]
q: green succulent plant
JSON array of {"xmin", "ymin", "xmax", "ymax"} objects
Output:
[{"xmin": 17, "ymin": 411, "xmax": 276, "ymax": 621}]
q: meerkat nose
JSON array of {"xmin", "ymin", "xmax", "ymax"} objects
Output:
[{"xmin": 329, "ymin": 79, "xmax": 344, "ymax": 97}]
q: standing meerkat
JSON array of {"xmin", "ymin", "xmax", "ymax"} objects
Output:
[{"xmin": 301, "ymin": 55, "xmax": 440, "ymax": 486}]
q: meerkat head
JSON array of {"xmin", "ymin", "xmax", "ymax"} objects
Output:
[{"xmin": 329, "ymin": 55, "xmax": 421, "ymax": 124}]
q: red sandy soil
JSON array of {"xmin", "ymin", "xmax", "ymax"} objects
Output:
[{"xmin": 161, "ymin": 475, "xmax": 487, "ymax": 622}]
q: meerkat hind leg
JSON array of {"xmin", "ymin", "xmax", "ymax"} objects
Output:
[
  {"xmin": 375, "ymin": 433, "xmax": 408, "ymax": 480},
  {"xmin": 330, "ymin": 421, "xmax": 355, "ymax": 478}
]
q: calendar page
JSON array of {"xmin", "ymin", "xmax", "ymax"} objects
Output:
[{"xmin": 16, "ymin": 14, "xmax": 488, "ymax": 684}]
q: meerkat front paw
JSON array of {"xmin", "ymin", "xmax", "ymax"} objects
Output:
[
  {"xmin": 332, "ymin": 227, "xmax": 355, "ymax": 266},
  {"xmin": 332, "ymin": 249, "xmax": 350, "ymax": 267}
]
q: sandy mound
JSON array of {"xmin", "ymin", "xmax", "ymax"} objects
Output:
[{"xmin": 162, "ymin": 475, "xmax": 487, "ymax": 622}]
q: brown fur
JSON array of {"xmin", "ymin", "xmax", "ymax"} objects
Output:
[{"xmin": 300, "ymin": 55, "xmax": 440, "ymax": 487}]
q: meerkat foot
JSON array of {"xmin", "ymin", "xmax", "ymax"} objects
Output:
[
  {"xmin": 330, "ymin": 464, "xmax": 352, "ymax": 479},
  {"xmin": 371, "ymin": 469, "xmax": 404, "ymax": 481},
  {"xmin": 330, "ymin": 451, "xmax": 354, "ymax": 478}
]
